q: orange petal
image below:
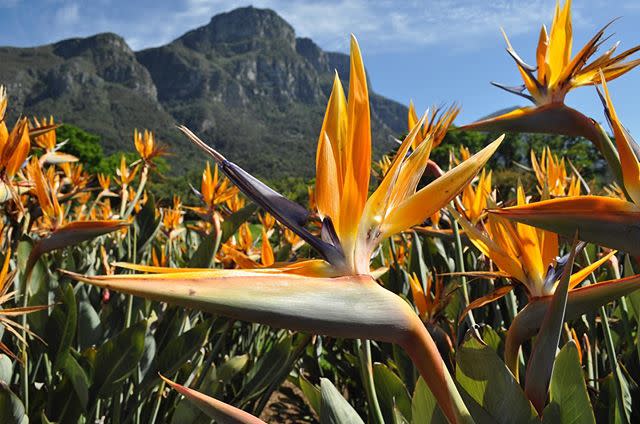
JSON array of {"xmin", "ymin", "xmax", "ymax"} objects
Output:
[{"xmin": 382, "ymin": 135, "xmax": 503, "ymax": 237}]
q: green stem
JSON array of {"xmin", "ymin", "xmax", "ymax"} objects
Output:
[
  {"xmin": 582, "ymin": 250, "xmax": 629, "ymax": 423},
  {"xmin": 195, "ymin": 321, "xmax": 232, "ymax": 389},
  {"xmin": 600, "ymin": 306, "xmax": 630, "ymax": 424},
  {"xmin": 119, "ymin": 183, "xmax": 128, "ymax": 218},
  {"xmin": 356, "ymin": 339, "xmax": 384, "ymax": 424},
  {"xmin": 450, "ymin": 206, "xmax": 476, "ymax": 328},
  {"xmin": 124, "ymin": 165, "xmax": 149, "ymax": 219},
  {"xmin": 149, "ymin": 380, "xmax": 166, "ymax": 424},
  {"xmin": 112, "ymin": 392, "xmax": 122, "ymax": 424}
]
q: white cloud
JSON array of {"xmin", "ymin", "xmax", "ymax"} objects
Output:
[
  {"xmin": 7, "ymin": 0, "xmax": 636, "ymax": 53},
  {"xmin": 55, "ymin": 2, "xmax": 79, "ymax": 26},
  {"xmin": 150, "ymin": 0, "xmax": 588, "ymax": 53}
]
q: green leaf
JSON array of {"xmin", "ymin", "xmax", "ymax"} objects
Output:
[
  {"xmin": 140, "ymin": 319, "xmax": 211, "ymax": 390},
  {"xmin": 411, "ymin": 377, "xmax": 447, "ymax": 424},
  {"xmin": 392, "ymin": 344, "xmax": 415, "ymax": 394},
  {"xmin": 393, "ymin": 404, "xmax": 411, "ymax": 424},
  {"xmin": 240, "ymin": 333, "xmax": 293, "ymax": 402},
  {"xmin": 0, "ymin": 382, "xmax": 28, "ymax": 424},
  {"xmin": 45, "ymin": 283, "xmax": 77, "ymax": 371},
  {"xmin": 62, "ymin": 355, "xmax": 90, "ymax": 410},
  {"xmin": 221, "ymin": 203, "xmax": 258, "ymax": 242},
  {"xmin": 456, "ymin": 337, "xmax": 538, "ymax": 423},
  {"xmin": 373, "ymin": 362, "xmax": 412, "ymax": 422},
  {"xmin": 92, "ymin": 320, "xmax": 147, "ymax": 398},
  {"xmin": 320, "ymin": 378, "xmax": 365, "ymax": 424},
  {"xmin": 77, "ymin": 287, "xmax": 102, "ymax": 350},
  {"xmin": 0, "ymin": 356, "xmax": 12, "ymax": 384},
  {"xmin": 187, "ymin": 231, "xmax": 221, "ymax": 268},
  {"xmin": 136, "ymin": 193, "xmax": 161, "ymax": 251},
  {"xmin": 542, "ymin": 341, "xmax": 595, "ymax": 424},
  {"xmin": 139, "ymin": 334, "xmax": 157, "ymax": 378},
  {"xmin": 298, "ymin": 373, "xmax": 321, "ymax": 417},
  {"xmin": 217, "ymin": 354, "xmax": 250, "ymax": 383},
  {"xmin": 153, "ymin": 306, "xmax": 183, "ymax": 353},
  {"xmin": 623, "ymin": 255, "xmax": 640, "ymax": 324},
  {"xmin": 480, "ymin": 326, "xmax": 502, "ymax": 354},
  {"xmin": 525, "ymin": 237, "xmax": 579, "ymax": 413}
]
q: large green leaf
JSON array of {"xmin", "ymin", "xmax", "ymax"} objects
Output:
[
  {"xmin": 239, "ymin": 333, "xmax": 293, "ymax": 403},
  {"xmin": 542, "ymin": 341, "xmax": 595, "ymax": 424},
  {"xmin": 0, "ymin": 383, "xmax": 28, "ymax": 424},
  {"xmin": 221, "ymin": 203, "xmax": 258, "ymax": 243},
  {"xmin": 135, "ymin": 193, "xmax": 161, "ymax": 251},
  {"xmin": 92, "ymin": 320, "xmax": 147, "ymax": 398},
  {"xmin": 373, "ymin": 362, "xmax": 412, "ymax": 422},
  {"xmin": 411, "ymin": 377, "xmax": 447, "ymax": 424},
  {"xmin": 456, "ymin": 338, "xmax": 538, "ymax": 424},
  {"xmin": 140, "ymin": 319, "xmax": 211, "ymax": 391},
  {"xmin": 0, "ymin": 355, "xmax": 12, "ymax": 384},
  {"xmin": 187, "ymin": 230, "xmax": 221, "ymax": 268},
  {"xmin": 320, "ymin": 378, "xmax": 365, "ymax": 424},
  {"xmin": 62, "ymin": 354, "xmax": 90, "ymax": 410},
  {"xmin": 298, "ymin": 373, "xmax": 322, "ymax": 417},
  {"xmin": 77, "ymin": 287, "xmax": 102, "ymax": 350},
  {"xmin": 45, "ymin": 283, "xmax": 77, "ymax": 371},
  {"xmin": 524, "ymin": 238, "xmax": 579, "ymax": 413}
]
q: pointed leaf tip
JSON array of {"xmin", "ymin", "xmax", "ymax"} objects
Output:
[{"xmin": 160, "ymin": 374, "xmax": 266, "ymax": 424}]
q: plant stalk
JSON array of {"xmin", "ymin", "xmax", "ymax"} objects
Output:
[{"xmin": 356, "ymin": 339, "xmax": 384, "ymax": 424}]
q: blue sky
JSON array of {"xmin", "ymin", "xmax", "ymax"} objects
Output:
[{"xmin": 2, "ymin": 0, "xmax": 640, "ymax": 135}]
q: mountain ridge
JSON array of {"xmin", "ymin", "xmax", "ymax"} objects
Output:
[{"xmin": 0, "ymin": 6, "xmax": 407, "ymax": 178}]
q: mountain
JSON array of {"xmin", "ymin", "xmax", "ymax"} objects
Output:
[{"xmin": 0, "ymin": 6, "xmax": 407, "ymax": 179}]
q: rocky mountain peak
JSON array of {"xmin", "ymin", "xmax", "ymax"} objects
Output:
[
  {"xmin": 50, "ymin": 32, "xmax": 157, "ymax": 99},
  {"xmin": 0, "ymin": 6, "xmax": 407, "ymax": 178},
  {"xmin": 179, "ymin": 6, "xmax": 296, "ymax": 53},
  {"xmin": 52, "ymin": 33, "xmax": 131, "ymax": 59}
]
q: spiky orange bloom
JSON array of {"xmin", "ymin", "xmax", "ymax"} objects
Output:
[
  {"xmin": 495, "ymin": 0, "xmax": 639, "ymax": 106},
  {"xmin": 134, "ymin": 129, "xmax": 167, "ymax": 163},
  {"xmin": 460, "ymin": 168, "xmax": 492, "ymax": 224},
  {"xmin": 200, "ymin": 162, "xmax": 238, "ymax": 209},
  {"xmin": 0, "ymin": 117, "xmax": 30, "ymax": 180},
  {"xmin": 531, "ymin": 147, "xmax": 581, "ymax": 198},
  {"xmin": 32, "ymin": 116, "xmax": 77, "ymax": 165},
  {"xmin": 115, "ymin": 155, "xmax": 139, "ymax": 187},
  {"xmin": 408, "ymin": 102, "xmax": 460, "ymax": 149},
  {"xmin": 454, "ymin": 184, "xmax": 613, "ymax": 301},
  {"xmin": 162, "ymin": 196, "xmax": 184, "ymax": 240},
  {"xmin": 27, "ymin": 158, "xmax": 64, "ymax": 230},
  {"xmin": 462, "ymin": 0, "xmax": 640, "ymax": 181},
  {"xmin": 493, "ymin": 72, "xmax": 640, "ymax": 257}
]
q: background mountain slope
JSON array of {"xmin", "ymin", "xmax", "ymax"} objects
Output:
[{"xmin": 0, "ymin": 6, "xmax": 407, "ymax": 178}]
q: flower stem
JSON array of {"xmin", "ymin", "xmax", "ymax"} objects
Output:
[
  {"xmin": 401, "ymin": 319, "xmax": 474, "ymax": 424},
  {"xmin": 356, "ymin": 339, "xmax": 384, "ymax": 424},
  {"xmin": 450, "ymin": 206, "xmax": 476, "ymax": 329}
]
